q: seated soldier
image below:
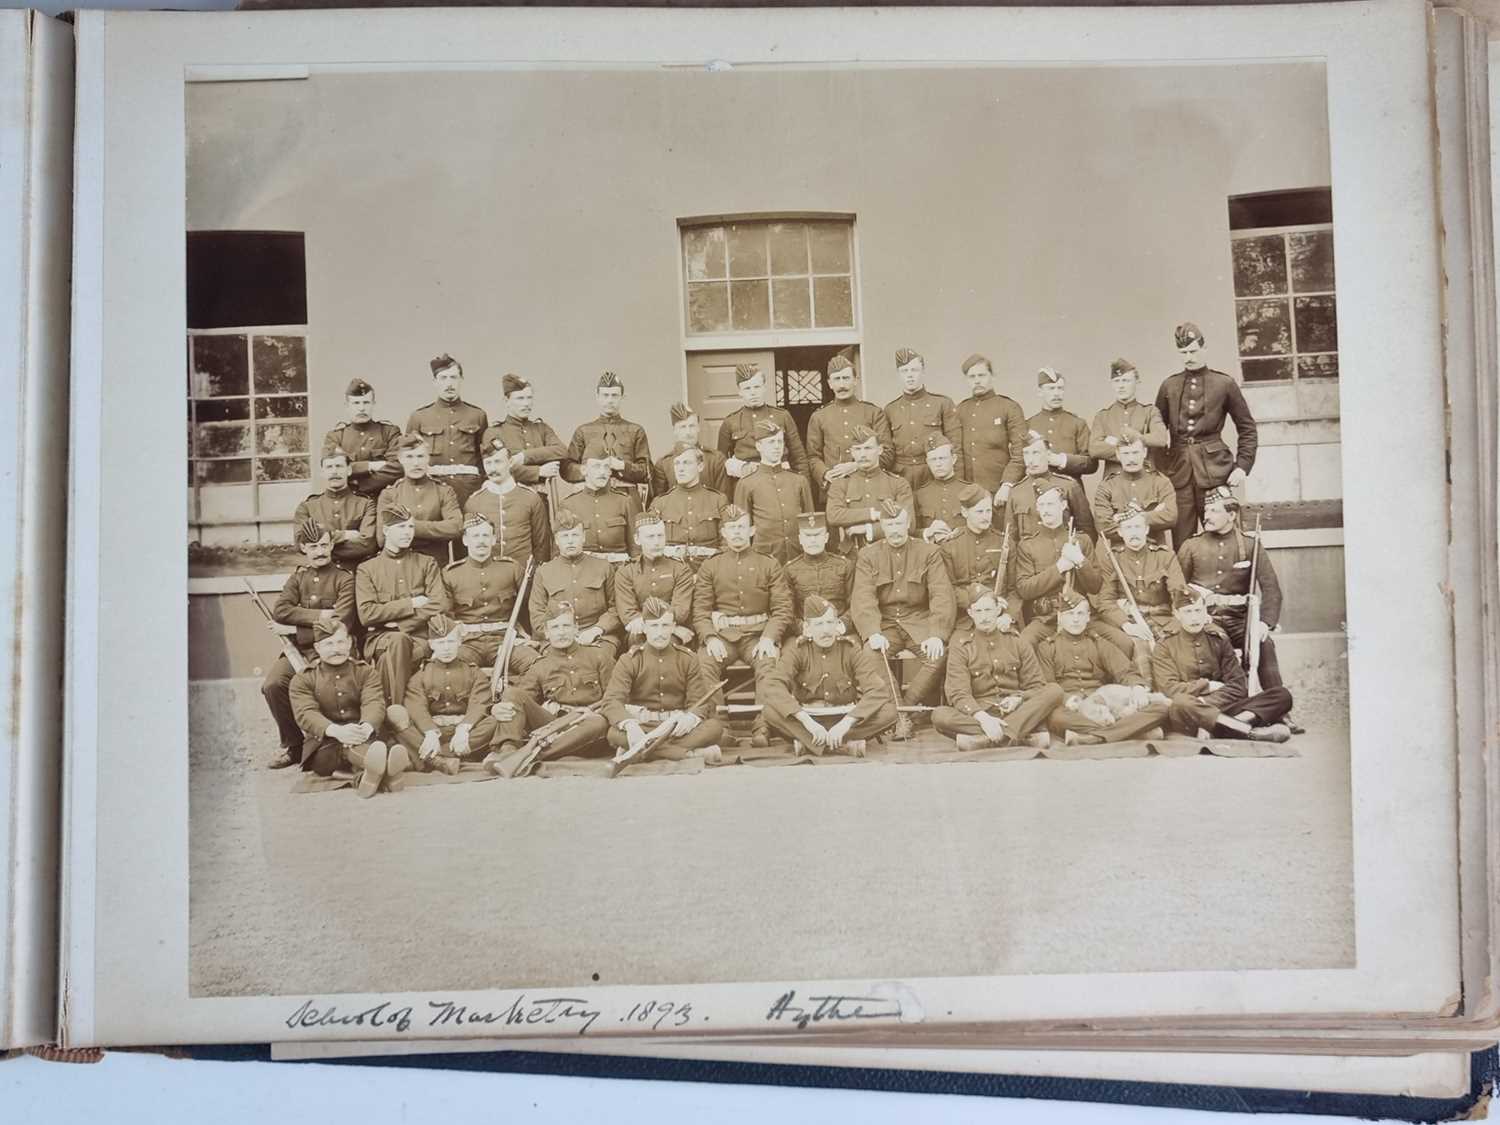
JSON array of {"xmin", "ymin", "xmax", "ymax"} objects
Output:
[
  {"xmin": 442, "ymin": 513, "xmax": 538, "ymax": 676},
  {"xmin": 783, "ymin": 512, "xmax": 854, "ymax": 633},
  {"xmin": 651, "ymin": 403, "xmax": 729, "ymax": 498},
  {"xmin": 1090, "ymin": 435, "xmax": 1175, "ymax": 546},
  {"xmin": 375, "ymin": 432, "xmax": 464, "ymax": 566},
  {"xmin": 602, "ymin": 596, "xmax": 727, "ymax": 771},
  {"xmin": 616, "ymin": 511, "xmax": 695, "ymax": 647},
  {"xmin": 824, "ymin": 425, "xmax": 914, "ymax": 554},
  {"xmin": 914, "ymin": 433, "xmax": 971, "ymax": 544},
  {"xmin": 1093, "ymin": 502, "xmax": 1186, "ymax": 677},
  {"xmin": 933, "ymin": 587, "xmax": 1063, "ymax": 754},
  {"xmin": 1036, "ymin": 592, "xmax": 1170, "ymax": 749},
  {"xmin": 693, "ymin": 504, "xmax": 793, "ymax": 745},
  {"xmin": 293, "ymin": 449, "xmax": 377, "ymax": 568},
  {"xmin": 482, "ymin": 600, "xmax": 615, "ymax": 777},
  {"xmin": 1151, "ymin": 587, "xmax": 1293, "ymax": 743},
  {"xmin": 649, "ymin": 444, "xmax": 727, "ymax": 567},
  {"xmin": 941, "ymin": 484, "xmax": 1011, "ymax": 631},
  {"xmin": 1004, "ymin": 431, "xmax": 1095, "ymax": 543},
  {"xmin": 262, "ymin": 519, "xmax": 356, "ymax": 769},
  {"xmin": 529, "ymin": 510, "xmax": 620, "ymax": 658},
  {"xmin": 288, "ymin": 619, "xmax": 399, "ymax": 799},
  {"xmin": 464, "ymin": 436, "xmax": 551, "ymax": 573},
  {"xmin": 850, "ymin": 499, "xmax": 956, "ymax": 707},
  {"xmin": 732, "ymin": 419, "xmax": 814, "ymax": 564},
  {"xmin": 562, "ymin": 453, "xmax": 642, "ymax": 563},
  {"xmin": 385, "ymin": 614, "xmax": 501, "ymax": 776},
  {"xmin": 355, "ymin": 503, "xmax": 450, "ymax": 705},
  {"xmin": 761, "ymin": 595, "xmax": 898, "ymax": 757}
]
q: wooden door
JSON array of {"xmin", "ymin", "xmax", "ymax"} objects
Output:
[{"xmin": 685, "ymin": 349, "xmax": 777, "ymax": 451}]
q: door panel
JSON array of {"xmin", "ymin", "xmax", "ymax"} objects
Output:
[{"xmin": 685, "ymin": 349, "xmax": 776, "ymax": 450}]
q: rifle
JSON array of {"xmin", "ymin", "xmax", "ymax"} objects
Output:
[
  {"xmin": 1061, "ymin": 517, "xmax": 1079, "ymax": 597},
  {"xmin": 1098, "ymin": 534, "xmax": 1156, "ymax": 652},
  {"xmin": 490, "ymin": 558, "xmax": 535, "ymax": 699},
  {"xmin": 611, "ymin": 678, "xmax": 727, "ymax": 772},
  {"xmin": 243, "ymin": 578, "xmax": 308, "ymax": 674},
  {"xmin": 989, "ymin": 521, "xmax": 1013, "ymax": 598},
  {"xmin": 1244, "ymin": 512, "xmax": 1264, "ymax": 694},
  {"xmin": 510, "ymin": 705, "xmax": 598, "ymax": 778}
]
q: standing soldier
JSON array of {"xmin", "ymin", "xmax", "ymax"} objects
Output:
[
  {"xmin": 955, "ymin": 353, "xmax": 1027, "ymax": 503},
  {"xmin": 375, "ymin": 433, "xmax": 463, "ymax": 566},
  {"xmin": 933, "ymin": 588, "xmax": 1063, "ymax": 755},
  {"xmin": 1089, "ymin": 358, "xmax": 1168, "ymax": 477},
  {"xmin": 384, "ymin": 614, "xmax": 501, "ymax": 776},
  {"xmin": 649, "ymin": 445, "xmax": 727, "ymax": 566},
  {"xmin": 322, "ymin": 377, "xmax": 402, "ymax": 498},
  {"xmin": 761, "ymin": 596, "xmax": 898, "ymax": 757},
  {"xmin": 442, "ymin": 513, "xmax": 538, "ymax": 675},
  {"xmin": 565, "ymin": 371, "xmax": 652, "ymax": 491},
  {"xmin": 288, "ymin": 619, "xmax": 397, "ymax": 798},
  {"xmin": 1090, "ymin": 435, "xmax": 1176, "ymax": 545},
  {"xmin": 806, "ymin": 354, "xmax": 893, "ymax": 499},
  {"xmin": 1005, "ymin": 431, "xmax": 1095, "ymax": 543},
  {"xmin": 464, "ymin": 436, "xmax": 551, "ymax": 573},
  {"xmin": 355, "ymin": 504, "xmax": 449, "ymax": 705},
  {"xmin": 693, "ymin": 504, "xmax": 794, "ymax": 745},
  {"xmin": 885, "ymin": 347, "xmax": 960, "ymax": 490},
  {"xmin": 261, "ymin": 519, "xmax": 357, "ymax": 769},
  {"xmin": 651, "ymin": 403, "xmax": 729, "ymax": 498},
  {"xmin": 1093, "ymin": 503, "xmax": 1186, "ymax": 677},
  {"xmin": 485, "ymin": 374, "xmax": 567, "ymax": 489},
  {"xmin": 1155, "ymin": 322, "xmax": 1259, "ymax": 547},
  {"xmin": 1152, "ymin": 587, "xmax": 1293, "ymax": 744},
  {"xmin": 783, "ymin": 512, "xmax": 855, "ymax": 632},
  {"xmin": 914, "ymin": 433, "xmax": 972, "ymax": 544},
  {"xmin": 732, "ymin": 420, "xmax": 814, "ymax": 564},
  {"xmin": 529, "ymin": 510, "xmax": 621, "ymax": 658},
  {"xmin": 407, "ymin": 353, "xmax": 488, "ymax": 509},
  {"xmin": 1027, "ymin": 368, "xmax": 1098, "ymax": 490},
  {"xmin": 824, "ymin": 425, "xmax": 915, "ymax": 554},
  {"xmin": 850, "ymin": 500, "xmax": 957, "ymax": 707},
  {"xmin": 293, "ymin": 449, "xmax": 377, "ymax": 568},
  {"xmin": 562, "ymin": 454, "xmax": 642, "ymax": 562},
  {"xmin": 941, "ymin": 485, "xmax": 1010, "ymax": 624},
  {"xmin": 716, "ymin": 362, "xmax": 811, "ymax": 487},
  {"xmin": 615, "ymin": 512, "xmax": 697, "ymax": 647}
]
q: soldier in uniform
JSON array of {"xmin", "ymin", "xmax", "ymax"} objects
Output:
[
  {"xmin": 1155, "ymin": 322, "xmax": 1259, "ymax": 547},
  {"xmin": 805, "ymin": 354, "xmax": 894, "ymax": 498},
  {"xmin": 692, "ymin": 504, "xmax": 794, "ymax": 744},
  {"xmin": 933, "ymin": 587, "xmax": 1063, "ymax": 754},
  {"xmin": 261, "ymin": 519, "xmax": 357, "ymax": 769},
  {"xmin": 850, "ymin": 500, "xmax": 956, "ymax": 707},
  {"xmin": 294, "ymin": 450, "xmax": 377, "ymax": 568},
  {"xmin": 1093, "ymin": 503, "xmax": 1186, "ymax": 677},
  {"xmin": 441, "ymin": 513, "xmax": 538, "ymax": 675},
  {"xmin": 1152, "ymin": 587, "xmax": 1293, "ymax": 743},
  {"xmin": 484, "ymin": 373, "xmax": 568, "ymax": 489},
  {"xmin": 374, "ymin": 432, "xmax": 463, "ymax": 566},
  {"xmin": 1004, "ymin": 431, "xmax": 1095, "ymax": 543},
  {"xmin": 603, "ymin": 596, "xmax": 727, "ymax": 769},
  {"xmin": 483, "ymin": 600, "xmax": 616, "ymax": 777},
  {"xmin": 884, "ymin": 347, "xmax": 960, "ymax": 490},
  {"xmin": 716, "ymin": 362, "xmax": 811, "ymax": 487},
  {"xmin": 941, "ymin": 485, "xmax": 1011, "ymax": 625},
  {"xmin": 355, "ymin": 503, "xmax": 449, "ymax": 705},
  {"xmin": 824, "ymin": 425, "xmax": 915, "ymax": 554},
  {"xmin": 761, "ymin": 595, "xmax": 898, "ymax": 757},
  {"xmin": 1026, "ymin": 367, "xmax": 1098, "ymax": 490},
  {"xmin": 385, "ymin": 614, "xmax": 501, "ymax": 775},
  {"xmin": 1012, "ymin": 484, "xmax": 1133, "ymax": 658},
  {"xmin": 1090, "ymin": 435, "xmax": 1176, "ymax": 545},
  {"xmin": 914, "ymin": 433, "xmax": 972, "ymax": 544},
  {"xmin": 464, "ymin": 436, "xmax": 551, "ymax": 573},
  {"xmin": 1089, "ymin": 358, "xmax": 1168, "ymax": 476},
  {"xmin": 1036, "ymin": 592, "xmax": 1171, "ymax": 748},
  {"xmin": 783, "ymin": 512, "xmax": 855, "ymax": 632},
  {"xmin": 651, "ymin": 403, "xmax": 729, "ymax": 498},
  {"xmin": 529, "ymin": 510, "xmax": 621, "ymax": 658},
  {"xmin": 649, "ymin": 445, "xmax": 727, "ymax": 566},
  {"xmin": 561, "ymin": 454, "xmax": 642, "ymax": 562},
  {"xmin": 406, "ymin": 353, "xmax": 489, "ymax": 509},
  {"xmin": 321, "ymin": 377, "xmax": 402, "ymax": 498},
  {"xmin": 955, "ymin": 353, "xmax": 1027, "ymax": 502},
  {"xmin": 615, "ymin": 511, "xmax": 696, "ymax": 647},
  {"xmin": 732, "ymin": 419, "xmax": 814, "ymax": 564},
  {"xmin": 564, "ymin": 370, "xmax": 651, "ymax": 490},
  {"xmin": 288, "ymin": 619, "xmax": 398, "ymax": 798}
]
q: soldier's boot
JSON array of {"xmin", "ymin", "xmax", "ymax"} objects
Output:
[
  {"xmin": 1024, "ymin": 732, "xmax": 1052, "ymax": 750},
  {"xmin": 844, "ymin": 739, "xmax": 867, "ymax": 758},
  {"xmin": 901, "ymin": 662, "xmax": 944, "ymax": 710},
  {"xmin": 267, "ymin": 750, "xmax": 297, "ymax": 770},
  {"xmin": 1255, "ymin": 722, "xmax": 1292, "ymax": 744},
  {"xmin": 483, "ymin": 742, "xmax": 522, "ymax": 778},
  {"xmin": 689, "ymin": 743, "xmax": 723, "ymax": 765},
  {"xmin": 384, "ymin": 745, "xmax": 412, "ymax": 792},
  {"xmin": 431, "ymin": 754, "xmax": 461, "ymax": 776},
  {"xmin": 1063, "ymin": 729, "xmax": 1105, "ymax": 747},
  {"xmin": 956, "ymin": 733, "xmax": 1010, "ymax": 752},
  {"xmin": 356, "ymin": 741, "xmax": 388, "ymax": 799}
]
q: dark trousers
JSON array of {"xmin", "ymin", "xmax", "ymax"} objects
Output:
[
  {"xmin": 364, "ymin": 630, "xmax": 430, "ymax": 706},
  {"xmin": 1167, "ymin": 685, "xmax": 1293, "ymax": 735},
  {"xmin": 260, "ymin": 653, "xmax": 308, "ymax": 754},
  {"xmin": 605, "ymin": 716, "xmax": 726, "ymax": 761},
  {"xmin": 1171, "ymin": 480, "xmax": 1204, "ymax": 550},
  {"xmin": 300, "ymin": 735, "xmax": 379, "ymax": 777},
  {"xmin": 386, "ymin": 704, "xmax": 500, "ymax": 767},
  {"xmin": 1216, "ymin": 611, "xmax": 1284, "ymax": 690},
  {"xmin": 933, "ymin": 684, "xmax": 1064, "ymax": 743},
  {"xmin": 876, "ymin": 623, "xmax": 945, "ymax": 705},
  {"xmin": 489, "ymin": 699, "xmax": 610, "ymax": 767},
  {"xmin": 700, "ymin": 634, "xmax": 778, "ymax": 723},
  {"xmin": 763, "ymin": 702, "xmax": 899, "ymax": 747},
  {"xmin": 456, "ymin": 633, "xmax": 541, "ymax": 677},
  {"xmin": 1047, "ymin": 699, "xmax": 1170, "ymax": 742}
]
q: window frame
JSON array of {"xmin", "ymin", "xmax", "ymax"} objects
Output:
[{"xmin": 1229, "ymin": 221, "xmax": 1338, "ymax": 387}]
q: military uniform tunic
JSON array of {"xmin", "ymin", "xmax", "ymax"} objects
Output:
[
  {"xmin": 933, "ymin": 627, "xmax": 1063, "ymax": 746},
  {"xmin": 1088, "ymin": 400, "xmax": 1169, "ymax": 476},
  {"xmin": 1004, "ymin": 471, "xmax": 1096, "ymax": 543},
  {"xmin": 485, "ymin": 641, "xmax": 617, "ymax": 771},
  {"xmin": 1150, "ymin": 621, "xmax": 1293, "ymax": 733},
  {"xmin": 1176, "ymin": 526, "xmax": 1284, "ymax": 688},
  {"xmin": 375, "ymin": 476, "xmax": 463, "ymax": 565},
  {"xmin": 443, "ymin": 554, "xmax": 529, "ymax": 668},
  {"xmin": 1090, "ymin": 468, "xmax": 1177, "ymax": 544},
  {"xmin": 956, "ymin": 391, "xmax": 1028, "ymax": 493},
  {"xmin": 485, "ymin": 416, "xmax": 568, "ymax": 487},
  {"xmin": 600, "ymin": 643, "xmax": 727, "ymax": 761},
  {"xmin": 294, "ymin": 488, "xmax": 377, "ymax": 567},
  {"xmin": 565, "ymin": 415, "xmax": 652, "ymax": 486},
  {"xmin": 321, "ymin": 419, "xmax": 402, "ymax": 497},
  {"xmin": 914, "ymin": 474, "xmax": 973, "ymax": 536},
  {"xmin": 390, "ymin": 657, "xmax": 500, "ymax": 764},
  {"xmin": 406, "ymin": 398, "xmax": 489, "ymax": 505},
  {"xmin": 716, "ymin": 403, "xmax": 812, "ymax": 483},
  {"xmin": 760, "ymin": 636, "xmax": 897, "ymax": 745},
  {"xmin": 529, "ymin": 554, "xmax": 620, "ymax": 647},
  {"xmin": 805, "ymin": 399, "xmax": 894, "ymax": 488},
  {"xmin": 1026, "ymin": 407, "xmax": 1098, "ymax": 485},
  {"xmin": 1154, "ymin": 366, "xmax": 1259, "ymax": 545},
  {"xmin": 560, "ymin": 484, "xmax": 642, "ymax": 560},
  {"xmin": 463, "ymin": 481, "xmax": 551, "ymax": 572},
  {"xmin": 1093, "ymin": 541, "xmax": 1185, "ymax": 633},
  {"xmin": 692, "ymin": 548, "xmax": 793, "ymax": 646},
  {"xmin": 288, "ymin": 657, "xmax": 387, "ymax": 774},
  {"xmin": 354, "ymin": 548, "xmax": 449, "ymax": 704},
  {"xmin": 884, "ymin": 388, "xmax": 961, "ymax": 489},
  {"xmin": 1035, "ymin": 629, "xmax": 1168, "ymax": 743},
  {"xmin": 261, "ymin": 563, "xmax": 358, "ymax": 755},
  {"xmin": 649, "ymin": 483, "xmax": 728, "ymax": 560},
  {"xmin": 733, "ymin": 464, "xmax": 814, "ymax": 564},
  {"xmin": 1013, "ymin": 524, "xmax": 1104, "ymax": 625},
  {"xmin": 941, "ymin": 526, "xmax": 1011, "ymax": 613},
  {"xmin": 651, "ymin": 446, "xmax": 729, "ymax": 500},
  {"xmin": 783, "ymin": 551, "xmax": 855, "ymax": 625},
  {"xmin": 615, "ymin": 554, "xmax": 696, "ymax": 637},
  {"xmin": 824, "ymin": 467, "xmax": 915, "ymax": 551}
]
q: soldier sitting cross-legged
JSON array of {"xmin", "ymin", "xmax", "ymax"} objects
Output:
[
  {"xmin": 385, "ymin": 614, "xmax": 501, "ymax": 776},
  {"xmin": 288, "ymin": 619, "xmax": 399, "ymax": 799}
]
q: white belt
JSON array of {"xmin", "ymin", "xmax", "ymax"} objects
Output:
[
  {"xmin": 428, "ymin": 464, "xmax": 480, "ymax": 477},
  {"xmin": 625, "ymin": 705, "xmax": 675, "ymax": 722},
  {"xmin": 432, "ymin": 715, "xmax": 464, "ymax": 728},
  {"xmin": 718, "ymin": 613, "xmax": 768, "ymax": 628},
  {"xmin": 586, "ymin": 551, "xmax": 630, "ymax": 564}
]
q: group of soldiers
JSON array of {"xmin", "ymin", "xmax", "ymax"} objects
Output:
[{"xmin": 256, "ymin": 322, "xmax": 1297, "ymax": 798}]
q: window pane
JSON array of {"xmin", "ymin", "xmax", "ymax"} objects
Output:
[
  {"xmin": 687, "ymin": 282, "xmax": 730, "ymax": 333},
  {"xmin": 1297, "ymin": 354, "xmax": 1339, "ymax": 379},
  {"xmin": 195, "ymin": 458, "xmax": 253, "ymax": 484},
  {"xmin": 255, "ymin": 394, "xmax": 308, "ymax": 420},
  {"xmin": 813, "ymin": 276, "xmax": 854, "ymax": 328},
  {"xmin": 784, "ymin": 368, "xmax": 825, "ymax": 405},
  {"xmin": 196, "ymin": 398, "xmax": 250, "ymax": 423},
  {"xmin": 683, "ymin": 226, "xmax": 726, "ymax": 281},
  {"xmin": 1294, "ymin": 295, "xmax": 1338, "ymax": 352},
  {"xmin": 253, "ymin": 335, "xmax": 308, "ymax": 395},
  {"xmin": 1242, "ymin": 358, "xmax": 1294, "ymax": 382},
  {"xmin": 256, "ymin": 421, "xmax": 308, "ymax": 456},
  {"xmin": 808, "ymin": 222, "xmax": 851, "ymax": 273},
  {"xmin": 1230, "ymin": 235, "xmax": 1288, "ymax": 298},
  {"xmin": 771, "ymin": 277, "xmax": 812, "ymax": 329},
  {"xmin": 1289, "ymin": 230, "xmax": 1335, "ymax": 292},
  {"xmin": 256, "ymin": 456, "xmax": 311, "ymax": 482},
  {"xmin": 190, "ymin": 335, "xmax": 249, "ymax": 397},
  {"xmin": 768, "ymin": 223, "xmax": 808, "ymax": 276},
  {"xmin": 196, "ymin": 422, "xmax": 251, "ymax": 459},
  {"xmin": 727, "ymin": 224, "xmax": 768, "ymax": 278},
  {"xmin": 1236, "ymin": 298, "xmax": 1292, "ymax": 356},
  {"xmin": 730, "ymin": 280, "xmax": 771, "ymax": 330}
]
